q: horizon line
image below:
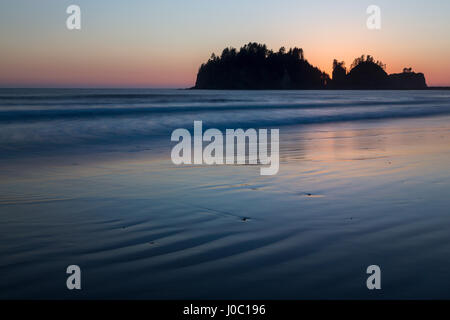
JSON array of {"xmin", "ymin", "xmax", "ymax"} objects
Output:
[{"xmin": 2, "ymin": 86, "xmax": 450, "ymax": 90}]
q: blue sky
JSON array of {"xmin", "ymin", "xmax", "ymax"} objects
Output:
[{"xmin": 1, "ymin": 0, "xmax": 449, "ymax": 87}]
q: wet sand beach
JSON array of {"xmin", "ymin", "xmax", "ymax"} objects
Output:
[{"xmin": 1, "ymin": 90, "xmax": 450, "ymax": 299}]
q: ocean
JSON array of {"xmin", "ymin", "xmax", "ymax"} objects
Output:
[{"xmin": 1, "ymin": 89, "xmax": 450, "ymax": 298}]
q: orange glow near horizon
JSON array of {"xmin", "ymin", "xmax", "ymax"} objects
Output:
[
  {"xmin": 2, "ymin": 35, "xmax": 449, "ymax": 87},
  {"xmin": 2, "ymin": 46, "xmax": 449, "ymax": 88},
  {"xmin": 1, "ymin": 0, "xmax": 449, "ymax": 88}
]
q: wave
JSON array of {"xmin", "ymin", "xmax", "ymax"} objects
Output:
[
  {"xmin": 0, "ymin": 100, "xmax": 448, "ymax": 122},
  {"xmin": 0, "ymin": 89, "xmax": 449, "ymax": 156}
]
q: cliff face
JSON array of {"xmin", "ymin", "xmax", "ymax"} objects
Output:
[{"xmin": 194, "ymin": 43, "xmax": 428, "ymax": 90}]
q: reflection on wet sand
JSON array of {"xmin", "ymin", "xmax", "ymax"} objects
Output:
[{"xmin": 1, "ymin": 115, "xmax": 450, "ymax": 299}]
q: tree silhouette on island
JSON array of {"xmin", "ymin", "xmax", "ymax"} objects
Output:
[{"xmin": 194, "ymin": 43, "xmax": 427, "ymax": 90}]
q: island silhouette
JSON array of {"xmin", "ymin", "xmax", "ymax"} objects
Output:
[{"xmin": 194, "ymin": 43, "xmax": 427, "ymax": 90}]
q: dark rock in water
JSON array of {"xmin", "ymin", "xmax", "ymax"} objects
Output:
[
  {"xmin": 331, "ymin": 59, "xmax": 347, "ymax": 89},
  {"xmin": 241, "ymin": 217, "xmax": 249, "ymax": 222},
  {"xmin": 388, "ymin": 71, "xmax": 427, "ymax": 89},
  {"xmin": 331, "ymin": 58, "xmax": 427, "ymax": 89},
  {"xmin": 346, "ymin": 60, "xmax": 389, "ymax": 89},
  {"xmin": 195, "ymin": 42, "xmax": 329, "ymax": 90},
  {"xmin": 194, "ymin": 44, "xmax": 427, "ymax": 90}
]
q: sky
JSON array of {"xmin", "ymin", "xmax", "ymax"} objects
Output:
[{"xmin": 0, "ymin": 0, "xmax": 449, "ymax": 87}]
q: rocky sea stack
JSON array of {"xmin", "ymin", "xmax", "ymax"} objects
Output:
[{"xmin": 194, "ymin": 43, "xmax": 427, "ymax": 90}]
